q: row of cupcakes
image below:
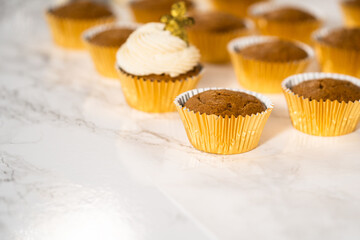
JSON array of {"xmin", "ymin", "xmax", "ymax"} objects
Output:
[{"xmin": 44, "ymin": 1, "xmax": 360, "ymax": 155}]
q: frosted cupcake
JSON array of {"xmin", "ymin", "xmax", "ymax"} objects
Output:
[
  {"xmin": 46, "ymin": 1, "xmax": 115, "ymax": 49},
  {"xmin": 116, "ymin": 2, "xmax": 203, "ymax": 113}
]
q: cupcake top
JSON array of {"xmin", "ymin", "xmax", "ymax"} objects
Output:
[
  {"xmin": 190, "ymin": 11, "xmax": 247, "ymax": 32},
  {"xmin": 320, "ymin": 27, "xmax": 360, "ymax": 51},
  {"xmin": 291, "ymin": 78, "xmax": 360, "ymax": 102},
  {"xmin": 259, "ymin": 7, "xmax": 316, "ymax": 21},
  {"xmin": 89, "ymin": 28, "xmax": 134, "ymax": 47},
  {"xmin": 184, "ymin": 89, "xmax": 266, "ymax": 117},
  {"xmin": 342, "ymin": 0, "xmax": 360, "ymax": 6},
  {"xmin": 237, "ymin": 39, "xmax": 308, "ymax": 62},
  {"xmin": 50, "ymin": 1, "xmax": 113, "ymax": 19},
  {"xmin": 130, "ymin": 0, "xmax": 193, "ymax": 10},
  {"xmin": 116, "ymin": 23, "xmax": 200, "ymax": 77}
]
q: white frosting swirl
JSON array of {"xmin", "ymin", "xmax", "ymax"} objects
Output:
[{"xmin": 116, "ymin": 23, "xmax": 200, "ymax": 77}]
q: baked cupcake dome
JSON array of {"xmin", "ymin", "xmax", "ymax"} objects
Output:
[
  {"xmin": 228, "ymin": 36, "xmax": 313, "ymax": 93},
  {"xmin": 187, "ymin": 11, "xmax": 254, "ymax": 63},
  {"xmin": 313, "ymin": 26, "xmax": 360, "ymax": 78},
  {"xmin": 282, "ymin": 72, "xmax": 360, "ymax": 136},
  {"xmin": 174, "ymin": 88, "xmax": 273, "ymax": 154},
  {"xmin": 45, "ymin": 1, "xmax": 116, "ymax": 49},
  {"xmin": 83, "ymin": 22, "xmax": 138, "ymax": 78},
  {"xmin": 248, "ymin": 2, "xmax": 322, "ymax": 44}
]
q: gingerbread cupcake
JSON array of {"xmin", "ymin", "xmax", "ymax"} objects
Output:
[
  {"xmin": 83, "ymin": 23, "xmax": 138, "ymax": 78},
  {"xmin": 248, "ymin": 2, "xmax": 322, "ymax": 44},
  {"xmin": 282, "ymin": 72, "xmax": 360, "ymax": 136},
  {"xmin": 175, "ymin": 88, "xmax": 273, "ymax": 154},
  {"xmin": 129, "ymin": 0, "xmax": 194, "ymax": 23},
  {"xmin": 46, "ymin": 1, "xmax": 115, "ymax": 49},
  {"xmin": 313, "ymin": 27, "xmax": 360, "ymax": 78},
  {"xmin": 228, "ymin": 36, "xmax": 313, "ymax": 93},
  {"xmin": 187, "ymin": 11, "xmax": 254, "ymax": 63}
]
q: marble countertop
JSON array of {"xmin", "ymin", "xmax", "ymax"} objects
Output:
[{"xmin": 0, "ymin": 0, "xmax": 359, "ymax": 239}]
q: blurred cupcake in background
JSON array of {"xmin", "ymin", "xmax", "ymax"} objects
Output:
[
  {"xmin": 340, "ymin": 0, "xmax": 360, "ymax": 27},
  {"xmin": 129, "ymin": 0, "xmax": 194, "ymax": 23},
  {"xmin": 83, "ymin": 23, "xmax": 138, "ymax": 78},
  {"xmin": 187, "ymin": 11, "xmax": 254, "ymax": 63},
  {"xmin": 174, "ymin": 88, "xmax": 273, "ymax": 154},
  {"xmin": 46, "ymin": 1, "xmax": 116, "ymax": 49},
  {"xmin": 248, "ymin": 2, "xmax": 322, "ymax": 44},
  {"xmin": 282, "ymin": 72, "xmax": 360, "ymax": 137},
  {"xmin": 313, "ymin": 27, "xmax": 360, "ymax": 78},
  {"xmin": 116, "ymin": 2, "xmax": 203, "ymax": 113},
  {"xmin": 210, "ymin": 0, "xmax": 268, "ymax": 18},
  {"xmin": 228, "ymin": 36, "xmax": 313, "ymax": 93}
]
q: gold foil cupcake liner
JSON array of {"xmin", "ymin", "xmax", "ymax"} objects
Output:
[
  {"xmin": 83, "ymin": 22, "xmax": 139, "ymax": 78},
  {"xmin": 116, "ymin": 67, "xmax": 204, "ymax": 113},
  {"xmin": 211, "ymin": 0, "xmax": 269, "ymax": 18},
  {"xmin": 228, "ymin": 36, "xmax": 314, "ymax": 93},
  {"xmin": 313, "ymin": 27, "xmax": 360, "ymax": 78},
  {"xmin": 45, "ymin": 7, "xmax": 115, "ymax": 49},
  {"xmin": 340, "ymin": 1, "xmax": 360, "ymax": 27},
  {"xmin": 187, "ymin": 19, "xmax": 255, "ymax": 63},
  {"xmin": 174, "ymin": 88, "xmax": 273, "ymax": 154},
  {"xmin": 282, "ymin": 72, "xmax": 360, "ymax": 137},
  {"xmin": 248, "ymin": 2, "xmax": 322, "ymax": 44}
]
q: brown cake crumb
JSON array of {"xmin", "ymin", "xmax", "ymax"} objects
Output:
[
  {"xmin": 261, "ymin": 7, "xmax": 316, "ymax": 22},
  {"xmin": 291, "ymin": 78, "xmax": 360, "ymax": 102},
  {"xmin": 51, "ymin": 1, "xmax": 113, "ymax": 19},
  {"xmin": 190, "ymin": 12, "xmax": 246, "ymax": 32},
  {"xmin": 184, "ymin": 90, "xmax": 266, "ymax": 117},
  {"xmin": 89, "ymin": 28, "xmax": 134, "ymax": 47},
  {"xmin": 119, "ymin": 65, "xmax": 202, "ymax": 82},
  {"xmin": 238, "ymin": 39, "xmax": 308, "ymax": 62},
  {"xmin": 321, "ymin": 28, "xmax": 360, "ymax": 51}
]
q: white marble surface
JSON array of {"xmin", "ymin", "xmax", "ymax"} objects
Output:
[{"xmin": 0, "ymin": 0, "xmax": 360, "ymax": 239}]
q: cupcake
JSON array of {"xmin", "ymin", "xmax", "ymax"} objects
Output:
[
  {"xmin": 83, "ymin": 23, "xmax": 138, "ymax": 78},
  {"xmin": 174, "ymin": 88, "xmax": 273, "ymax": 154},
  {"xmin": 210, "ymin": 0, "xmax": 269, "ymax": 18},
  {"xmin": 313, "ymin": 27, "xmax": 360, "ymax": 78},
  {"xmin": 45, "ymin": 1, "xmax": 116, "ymax": 49},
  {"xmin": 282, "ymin": 72, "xmax": 360, "ymax": 136},
  {"xmin": 340, "ymin": 0, "xmax": 360, "ymax": 27},
  {"xmin": 228, "ymin": 36, "xmax": 313, "ymax": 93},
  {"xmin": 129, "ymin": 0, "xmax": 194, "ymax": 23},
  {"xmin": 187, "ymin": 11, "xmax": 254, "ymax": 63},
  {"xmin": 116, "ymin": 17, "xmax": 203, "ymax": 113},
  {"xmin": 248, "ymin": 3, "xmax": 322, "ymax": 44}
]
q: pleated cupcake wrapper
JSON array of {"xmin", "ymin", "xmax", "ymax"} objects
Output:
[
  {"xmin": 174, "ymin": 88, "xmax": 273, "ymax": 155},
  {"xmin": 45, "ymin": 9, "xmax": 115, "ymax": 49},
  {"xmin": 340, "ymin": 2, "xmax": 360, "ymax": 27},
  {"xmin": 83, "ymin": 22, "xmax": 139, "ymax": 78},
  {"xmin": 313, "ymin": 27, "xmax": 360, "ymax": 78},
  {"xmin": 130, "ymin": 5, "xmax": 195, "ymax": 23},
  {"xmin": 248, "ymin": 2, "xmax": 322, "ymax": 44},
  {"xmin": 211, "ymin": 0, "xmax": 268, "ymax": 18},
  {"xmin": 116, "ymin": 67, "xmax": 204, "ymax": 113},
  {"xmin": 188, "ymin": 20, "xmax": 255, "ymax": 63},
  {"xmin": 282, "ymin": 72, "xmax": 360, "ymax": 137},
  {"xmin": 228, "ymin": 36, "xmax": 314, "ymax": 93}
]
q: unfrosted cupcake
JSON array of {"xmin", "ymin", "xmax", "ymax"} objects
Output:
[
  {"xmin": 340, "ymin": 0, "xmax": 360, "ymax": 27},
  {"xmin": 313, "ymin": 27, "xmax": 360, "ymax": 78},
  {"xmin": 211, "ymin": 0, "xmax": 268, "ymax": 18},
  {"xmin": 83, "ymin": 23, "xmax": 137, "ymax": 78},
  {"xmin": 248, "ymin": 3, "xmax": 322, "ymax": 44},
  {"xmin": 46, "ymin": 1, "xmax": 116, "ymax": 49},
  {"xmin": 129, "ymin": 0, "xmax": 194, "ymax": 23},
  {"xmin": 187, "ymin": 11, "xmax": 254, "ymax": 63},
  {"xmin": 228, "ymin": 36, "xmax": 313, "ymax": 93},
  {"xmin": 116, "ymin": 23, "xmax": 203, "ymax": 113},
  {"xmin": 175, "ymin": 88, "xmax": 273, "ymax": 154},
  {"xmin": 282, "ymin": 72, "xmax": 360, "ymax": 136}
]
